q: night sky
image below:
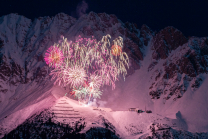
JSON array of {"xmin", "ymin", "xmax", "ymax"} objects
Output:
[{"xmin": 0, "ymin": 0, "xmax": 208, "ymax": 37}]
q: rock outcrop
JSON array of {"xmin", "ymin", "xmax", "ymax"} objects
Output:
[{"xmin": 149, "ymin": 37, "xmax": 208, "ymax": 101}]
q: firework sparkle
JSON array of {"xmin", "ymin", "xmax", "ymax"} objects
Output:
[{"xmin": 44, "ymin": 34, "xmax": 129, "ymax": 103}]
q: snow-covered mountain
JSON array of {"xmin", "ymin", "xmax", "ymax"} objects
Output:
[{"xmin": 0, "ymin": 12, "xmax": 208, "ymax": 138}]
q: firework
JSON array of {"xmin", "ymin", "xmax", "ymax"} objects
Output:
[
  {"xmin": 50, "ymin": 67, "xmax": 64, "ymax": 86},
  {"xmin": 62, "ymin": 65, "xmax": 87, "ymax": 88},
  {"xmin": 89, "ymin": 88, "xmax": 103, "ymax": 99},
  {"xmin": 73, "ymin": 86, "xmax": 89, "ymax": 101},
  {"xmin": 45, "ymin": 34, "xmax": 129, "ymax": 103},
  {"xmin": 88, "ymin": 74, "xmax": 103, "ymax": 89},
  {"xmin": 44, "ymin": 46, "xmax": 64, "ymax": 68},
  {"xmin": 111, "ymin": 45, "xmax": 122, "ymax": 56}
]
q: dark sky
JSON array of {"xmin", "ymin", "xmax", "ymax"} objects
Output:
[{"xmin": 0, "ymin": 0, "xmax": 208, "ymax": 37}]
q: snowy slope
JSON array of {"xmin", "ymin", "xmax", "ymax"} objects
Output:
[{"xmin": 1, "ymin": 87, "xmax": 207, "ymax": 138}]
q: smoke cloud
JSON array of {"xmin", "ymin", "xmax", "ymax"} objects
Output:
[{"xmin": 76, "ymin": 0, "xmax": 89, "ymax": 18}]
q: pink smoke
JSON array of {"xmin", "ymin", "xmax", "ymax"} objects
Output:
[{"xmin": 76, "ymin": 0, "xmax": 89, "ymax": 18}]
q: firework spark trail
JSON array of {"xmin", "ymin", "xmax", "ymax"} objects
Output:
[
  {"xmin": 88, "ymin": 74, "xmax": 103, "ymax": 89},
  {"xmin": 44, "ymin": 34, "xmax": 129, "ymax": 102},
  {"xmin": 50, "ymin": 67, "xmax": 64, "ymax": 87}
]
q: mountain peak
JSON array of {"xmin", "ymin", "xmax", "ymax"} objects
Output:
[{"xmin": 152, "ymin": 26, "xmax": 188, "ymax": 60}]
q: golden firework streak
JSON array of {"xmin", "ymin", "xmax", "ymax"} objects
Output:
[{"xmin": 50, "ymin": 34, "xmax": 129, "ymax": 90}]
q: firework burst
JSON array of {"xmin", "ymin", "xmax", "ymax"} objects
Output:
[
  {"xmin": 111, "ymin": 45, "xmax": 122, "ymax": 56},
  {"xmin": 62, "ymin": 65, "xmax": 87, "ymax": 88},
  {"xmin": 88, "ymin": 74, "xmax": 103, "ymax": 89},
  {"xmin": 44, "ymin": 46, "xmax": 64, "ymax": 68},
  {"xmin": 89, "ymin": 88, "xmax": 103, "ymax": 99}
]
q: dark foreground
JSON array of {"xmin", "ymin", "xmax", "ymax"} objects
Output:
[{"xmin": 2, "ymin": 109, "xmax": 120, "ymax": 139}]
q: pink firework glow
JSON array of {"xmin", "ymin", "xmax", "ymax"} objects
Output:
[{"xmin": 44, "ymin": 46, "xmax": 64, "ymax": 68}]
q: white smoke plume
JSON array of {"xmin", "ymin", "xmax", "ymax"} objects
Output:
[{"xmin": 76, "ymin": 0, "xmax": 89, "ymax": 18}]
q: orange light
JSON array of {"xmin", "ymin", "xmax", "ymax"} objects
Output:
[
  {"xmin": 70, "ymin": 91, "xmax": 75, "ymax": 97},
  {"xmin": 111, "ymin": 45, "xmax": 122, "ymax": 56}
]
